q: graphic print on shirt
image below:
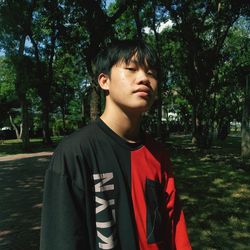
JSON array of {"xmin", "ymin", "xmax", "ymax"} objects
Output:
[
  {"xmin": 145, "ymin": 178, "xmax": 168, "ymax": 244},
  {"xmin": 93, "ymin": 172, "xmax": 117, "ymax": 249}
]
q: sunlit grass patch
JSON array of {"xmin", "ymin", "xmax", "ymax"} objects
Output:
[
  {"xmin": 231, "ymin": 185, "xmax": 250, "ymax": 198},
  {"xmin": 168, "ymin": 134, "xmax": 250, "ymax": 249}
]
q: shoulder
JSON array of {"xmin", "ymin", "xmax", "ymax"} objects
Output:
[
  {"xmin": 48, "ymin": 121, "xmax": 101, "ymax": 176},
  {"xmin": 144, "ymin": 133, "xmax": 170, "ymax": 155},
  {"xmin": 144, "ymin": 133, "xmax": 173, "ymax": 169},
  {"xmin": 58, "ymin": 121, "xmax": 99, "ymax": 151}
]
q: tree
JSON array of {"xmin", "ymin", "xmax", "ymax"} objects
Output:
[
  {"xmin": 213, "ymin": 20, "xmax": 249, "ymax": 140},
  {"xmin": 241, "ymin": 69, "xmax": 250, "ymax": 158},
  {"xmin": 52, "ymin": 51, "xmax": 84, "ymax": 134},
  {"xmin": 27, "ymin": 0, "xmax": 66, "ymax": 144},
  {"xmin": 163, "ymin": 0, "xmax": 249, "ymax": 148},
  {"xmin": 218, "ymin": 17, "xmax": 250, "ymax": 156},
  {"xmin": 0, "ymin": 0, "xmax": 36, "ymax": 150}
]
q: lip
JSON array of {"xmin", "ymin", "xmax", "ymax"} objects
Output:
[{"xmin": 133, "ymin": 87, "xmax": 152, "ymax": 95}]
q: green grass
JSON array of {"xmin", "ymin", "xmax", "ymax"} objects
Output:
[
  {"xmin": 167, "ymin": 134, "xmax": 250, "ymax": 249},
  {"xmin": 0, "ymin": 137, "xmax": 62, "ymax": 157}
]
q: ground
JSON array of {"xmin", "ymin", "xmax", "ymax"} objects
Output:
[
  {"xmin": 0, "ymin": 152, "xmax": 52, "ymax": 250},
  {"xmin": 0, "ymin": 135, "xmax": 249, "ymax": 249}
]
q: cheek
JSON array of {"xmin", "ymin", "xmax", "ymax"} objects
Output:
[
  {"xmin": 113, "ymin": 70, "xmax": 127, "ymax": 85},
  {"xmin": 119, "ymin": 71, "xmax": 128, "ymax": 82},
  {"xmin": 152, "ymin": 81, "xmax": 158, "ymax": 93}
]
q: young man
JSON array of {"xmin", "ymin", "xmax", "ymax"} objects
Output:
[{"xmin": 40, "ymin": 40, "xmax": 192, "ymax": 250}]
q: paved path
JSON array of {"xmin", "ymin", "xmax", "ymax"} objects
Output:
[{"xmin": 0, "ymin": 152, "xmax": 53, "ymax": 250}]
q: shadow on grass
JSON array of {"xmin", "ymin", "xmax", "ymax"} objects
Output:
[
  {"xmin": 0, "ymin": 155, "xmax": 51, "ymax": 250},
  {"xmin": 167, "ymin": 135, "xmax": 250, "ymax": 249}
]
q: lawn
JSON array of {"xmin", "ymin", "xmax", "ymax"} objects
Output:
[
  {"xmin": 0, "ymin": 137, "xmax": 61, "ymax": 157},
  {"xmin": 167, "ymin": 134, "xmax": 250, "ymax": 249}
]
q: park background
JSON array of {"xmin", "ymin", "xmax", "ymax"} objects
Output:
[{"xmin": 0, "ymin": 0, "xmax": 250, "ymax": 249}]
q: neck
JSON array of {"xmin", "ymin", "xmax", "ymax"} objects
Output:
[{"xmin": 100, "ymin": 106, "xmax": 142, "ymax": 143}]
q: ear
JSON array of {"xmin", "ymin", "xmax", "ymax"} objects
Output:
[{"xmin": 98, "ymin": 73, "xmax": 110, "ymax": 91}]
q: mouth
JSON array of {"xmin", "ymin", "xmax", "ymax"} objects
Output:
[{"xmin": 133, "ymin": 87, "xmax": 152, "ymax": 96}]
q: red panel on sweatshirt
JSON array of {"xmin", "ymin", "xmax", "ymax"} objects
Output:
[{"xmin": 131, "ymin": 141, "xmax": 192, "ymax": 250}]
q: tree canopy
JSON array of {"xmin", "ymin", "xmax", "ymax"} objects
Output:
[{"xmin": 0, "ymin": 0, "xmax": 249, "ymax": 154}]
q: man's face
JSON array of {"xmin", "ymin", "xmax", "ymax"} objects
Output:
[{"xmin": 99, "ymin": 56, "xmax": 158, "ymax": 114}]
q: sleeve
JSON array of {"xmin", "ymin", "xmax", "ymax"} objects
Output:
[
  {"xmin": 165, "ymin": 164, "xmax": 192, "ymax": 250},
  {"xmin": 40, "ymin": 150, "xmax": 90, "ymax": 250}
]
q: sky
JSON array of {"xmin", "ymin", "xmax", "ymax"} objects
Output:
[{"xmin": 105, "ymin": 0, "xmax": 115, "ymax": 8}]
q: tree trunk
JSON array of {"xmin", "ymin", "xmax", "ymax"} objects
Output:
[
  {"xmin": 16, "ymin": 35, "xmax": 30, "ymax": 151},
  {"xmin": 41, "ymin": 98, "xmax": 52, "ymax": 145},
  {"xmin": 20, "ymin": 96, "xmax": 30, "ymax": 151},
  {"xmin": 217, "ymin": 117, "xmax": 230, "ymax": 140},
  {"xmin": 156, "ymin": 87, "xmax": 162, "ymax": 139},
  {"xmin": 191, "ymin": 101, "xmax": 212, "ymax": 149},
  {"xmin": 9, "ymin": 113, "xmax": 21, "ymax": 139},
  {"xmin": 29, "ymin": 16, "xmax": 54, "ymax": 145},
  {"xmin": 133, "ymin": 0, "xmax": 143, "ymax": 40},
  {"xmin": 20, "ymin": 123, "xmax": 23, "ymax": 140},
  {"xmin": 60, "ymin": 104, "xmax": 66, "ymax": 135},
  {"xmin": 41, "ymin": 18, "xmax": 56, "ymax": 145},
  {"xmin": 191, "ymin": 102, "xmax": 198, "ymax": 144},
  {"xmin": 152, "ymin": 0, "xmax": 162, "ymax": 140},
  {"xmin": 241, "ymin": 74, "xmax": 250, "ymax": 158},
  {"xmin": 90, "ymin": 85, "xmax": 100, "ymax": 121}
]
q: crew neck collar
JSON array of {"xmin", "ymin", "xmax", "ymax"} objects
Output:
[{"xmin": 96, "ymin": 118, "xmax": 144, "ymax": 151}]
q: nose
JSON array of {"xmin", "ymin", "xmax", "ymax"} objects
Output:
[{"xmin": 137, "ymin": 69, "xmax": 150, "ymax": 85}]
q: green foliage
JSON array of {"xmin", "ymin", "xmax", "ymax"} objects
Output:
[
  {"xmin": 51, "ymin": 49, "xmax": 88, "ymax": 131},
  {"xmin": 0, "ymin": 57, "xmax": 18, "ymax": 125},
  {"xmin": 0, "ymin": 0, "xmax": 31, "ymax": 54},
  {"xmin": 112, "ymin": 5, "xmax": 138, "ymax": 40}
]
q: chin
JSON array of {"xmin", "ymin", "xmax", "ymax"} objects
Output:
[
  {"xmin": 131, "ymin": 104, "xmax": 152, "ymax": 113},
  {"xmin": 120, "ymin": 101, "xmax": 153, "ymax": 114}
]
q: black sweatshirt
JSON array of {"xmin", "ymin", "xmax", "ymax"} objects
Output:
[{"xmin": 40, "ymin": 118, "xmax": 191, "ymax": 250}]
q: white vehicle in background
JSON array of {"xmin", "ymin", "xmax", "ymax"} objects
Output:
[{"xmin": 0, "ymin": 127, "xmax": 16, "ymax": 142}]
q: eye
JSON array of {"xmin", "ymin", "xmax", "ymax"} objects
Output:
[
  {"xmin": 125, "ymin": 67, "xmax": 136, "ymax": 72},
  {"xmin": 147, "ymin": 70, "xmax": 157, "ymax": 78}
]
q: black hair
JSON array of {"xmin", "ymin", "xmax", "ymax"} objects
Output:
[{"xmin": 93, "ymin": 39, "xmax": 160, "ymax": 80}]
